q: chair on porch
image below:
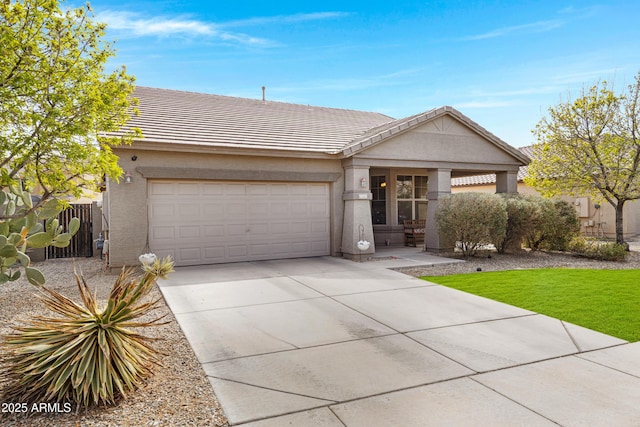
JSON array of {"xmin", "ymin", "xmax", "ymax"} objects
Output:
[{"xmin": 403, "ymin": 219, "xmax": 425, "ymax": 247}]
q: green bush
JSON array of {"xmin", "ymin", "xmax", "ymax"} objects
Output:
[
  {"xmin": 569, "ymin": 237, "xmax": 628, "ymax": 261},
  {"xmin": 524, "ymin": 198, "xmax": 580, "ymax": 251},
  {"xmin": 435, "ymin": 192, "xmax": 507, "ymax": 257},
  {"xmin": 1, "ymin": 256, "xmax": 174, "ymax": 408},
  {"xmin": 496, "ymin": 194, "xmax": 538, "ymax": 253}
]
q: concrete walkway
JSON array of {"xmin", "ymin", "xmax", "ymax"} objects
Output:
[{"xmin": 158, "ymin": 255, "xmax": 640, "ymax": 426}]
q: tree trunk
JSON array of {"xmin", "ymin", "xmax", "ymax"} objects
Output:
[{"xmin": 615, "ymin": 199, "xmax": 625, "ymax": 245}]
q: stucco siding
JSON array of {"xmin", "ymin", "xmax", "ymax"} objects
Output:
[
  {"xmin": 357, "ymin": 117, "xmax": 521, "ymax": 166},
  {"xmin": 107, "ymin": 148, "xmax": 344, "ymax": 267}
]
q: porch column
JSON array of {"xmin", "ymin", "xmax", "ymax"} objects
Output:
[
  {"xmin": 425, "ymin": 168, "xmax": 452, "ymax": 252},
  {"xmin": 496, "ymin": 171, "xmax": 518, "ymax": 194},
  {"xmin": 341, "ymin": 164, "xmax": 376, "ymax": 260}
]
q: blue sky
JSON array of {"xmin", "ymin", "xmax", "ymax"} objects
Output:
[{"xmin": 83, "ymin": 0, "xmax": 640, "ymax": 147}]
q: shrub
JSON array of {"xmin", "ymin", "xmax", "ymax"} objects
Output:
[
  {"xmin": 524, "ymin": 197, "xmax": 580, "ymax": 251},
  {"xmin": 1, "ymin": 256, "xmax": 174, "ymax": 408},
  {"xmin": 496, "ymin": 194, "xmax": 538, "ymax": 253},
  {"xmin": 569, "ymin": 236, "xmax": 628, "ymax": 261},
  {"xmin": 435, "ymin": 192, "xmax": 507, "ymax": 257}
]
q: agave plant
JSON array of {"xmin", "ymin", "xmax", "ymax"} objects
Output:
[{"xmin": 1, "ymin": 256, "xmax": 174, "ymax": 407}]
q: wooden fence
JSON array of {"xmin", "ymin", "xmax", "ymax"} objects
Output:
[{"xmin": 46, "ymin": 204, "xmax": 93, "ymax": 259}]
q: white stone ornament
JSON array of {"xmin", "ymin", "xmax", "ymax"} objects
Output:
[{"xmin": 357, "ymin": 240, "xmax": 371, "ymax": 251}]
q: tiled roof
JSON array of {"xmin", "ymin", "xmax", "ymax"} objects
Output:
[
  {"xmin": 114, "ymin": 87, "xmax": 529, "ymax": 166},
  {"xmin": 451, "ymin": 146, "xmax": 533, "ymax": 187},
  {"xmin": 118, "ymin": 87, "xmax": 393, "ymax": 154}
]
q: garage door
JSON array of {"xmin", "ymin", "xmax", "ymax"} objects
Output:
[{"xmin": 148, "ymin": 180, "xmax": 331, "ymax": 266}]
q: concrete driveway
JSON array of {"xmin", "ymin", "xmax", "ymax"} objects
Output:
[{"xmin": 158, "ymin": 255, "xmax": 640, "ymax": 426}]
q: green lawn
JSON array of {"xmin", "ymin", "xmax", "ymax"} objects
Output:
[{"xmin": 420, "ymin": 269, "xmax": 640, "ymax": 342}]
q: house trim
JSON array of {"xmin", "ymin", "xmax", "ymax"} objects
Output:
[{"xmin": 135, "ymin": 167, "xmax": 341, "ymax": 183}]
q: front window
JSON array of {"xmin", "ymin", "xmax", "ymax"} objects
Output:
[
  {"xmin": 397, "ymin": 175, "xmax": 427, "ymax": 224},
  {"xmin": 371, "ymin": 176, "xmax": 387, "ymax": 225}
]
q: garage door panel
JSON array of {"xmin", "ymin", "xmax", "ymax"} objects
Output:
[
  {"xmin": 176, "ymin": 183, "xmax": 200, "ymax": 195},
  {"xmin": 270, "ymin": 184, "xmax": 290, "ymax": 196},
  {"xmin": 150, "ymin": 204, "xmax": 176, "ymax": 220},
  {"xmin": 201, "ymin": 183, "xmax": 224, "ymax": 195},
  {"xmin": 149, "ymin": 180, "xmax": 330, "ymax": 266},
  {"xmin": 270, "ymin": 204, "xmax": 290, "ymax": 216},
  {"xmin": 247, "ymin": 184, "xmax": 270, "ymax": 196},
  {"xmin": 151, "ymin": 226, "xmax": 175, "ymax": 240},
  {"xmin": 227, "ymin": 224, "xmax": 248, "ymax": 236},
  {"xmin": 149, "ymin": 182, "xmax": 175, "ymax": 195},
  {"xmin": 290, "ymin": 222, "xmax": 309, "ymax": 234},
  {"xmin": 291, "ymin": 241, "xmax": 310, "ymax": 253},
  {"xmin": 249, "ymin": 223, "xmax": 270, "ymax": 235},
  {"xmin": 269, "ymin": 223, "xmax": 290, "ymax": 234},
  {"xmin": 289, "ymin": 185, "xmax": 309, "ymax": 195},
  {"xmin": 227, "ymin": 245, "xmax": 249, "ymax": 259},
  {"xmin": 291, "ymin": 204, "xmax": 309, "ymax": 215},
  {"xmin": 249, "ymin": 243, "xmax": 270, "ymax": 256},
  {"xmin": 225, "ymin": 184, "xmax": 247, "ymax": 195},
  {"xmin": 203, "ymin": 246, "xmax": 226, "ymax": 262},
  {"xmin": 178, "ymin": 226, "xmax": 200, "ymax": 239},
  {"xmin": 179, "ymin": 247, "xmax": 202, "ymax": 264},
  {"xmin": 248, "ymin": 202, "xmax": 270, "ymax": 218},
  {"xmin": 310, "ymin": 202, "xmax": 329, "ymax": 216},
  {"xmin": 226, "ymin": 202, "xmax": 248, "ymax": 217},
  {"xmin": 178, "ymin": 204, "xmax": 201, "ymax": 220},
  {"xmin": 203, "ymin": 225, "xmax": 225, "ymax": 238},
  {"xmin": 203, "ymin": 203, "xmax": 224, "ymax": 217},
  {"xmin": 311, "ymin": 221, "xmax": 329, "ymax": 233},
  {"xmin": 309, "ymin": 185, "xmax": 328, "ymax": 196},
  {"xmin": 311, "ymin": 240, "xmax": 329, "ymax": 253}
]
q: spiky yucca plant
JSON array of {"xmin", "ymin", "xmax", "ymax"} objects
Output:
[{"xmin": 1, "ymin": 256, "xmax": 174, "ymax": 408}]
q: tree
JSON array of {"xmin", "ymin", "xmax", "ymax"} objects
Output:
[
  {"xmin": 1, "ymin": 0, "xmax": 139, "ymax": 201},
  {"xmin": 526, "ymin": 71, "xmax": 640, "ymax": 245},
  {"xmin": 0, "ymin": 0, "xmax": 140, "ymax": 284}
]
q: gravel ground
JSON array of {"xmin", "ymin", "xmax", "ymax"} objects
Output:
[
  {"xmin": 395, "ymin": 247, "xmax": 640, "ymax": 277},
  {"xmin": 0, "ymin": 258, "xmax": 229, "ymax": 427},
  {"xmin": 1, "ymin": 248, "xmax": 638, "ymax": 426}
]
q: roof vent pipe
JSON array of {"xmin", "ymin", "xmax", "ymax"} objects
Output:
[{"xmin": 262, "ymin": 86, "xmax": 266, "ymax": 102}]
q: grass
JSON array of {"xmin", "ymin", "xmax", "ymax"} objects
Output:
[{"xmin": 420, "ymin": 268, "xmax": 640, "ymax": 342}]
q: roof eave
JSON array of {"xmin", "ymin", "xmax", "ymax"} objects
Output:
[{"xmin": 115, "ymin": 139, "xmax": 341, "ymax": 160}]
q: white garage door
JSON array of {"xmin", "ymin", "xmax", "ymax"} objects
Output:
[{"xmin": 148, "ymin": 180, "xmax": 331, "ymax": 266}]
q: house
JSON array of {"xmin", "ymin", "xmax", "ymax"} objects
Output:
[
  {"xmin": 451, "ymin": 146, "xmax": 640, "ymax": 239},
  {"xmin": 104, "ymin": 87, "xmax": 529, "ymax": 267}
]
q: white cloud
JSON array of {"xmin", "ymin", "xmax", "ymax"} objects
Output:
[
  {"xmin": 98, "ymin": 10, "xmax": 349, "ymax": 45},
  {"xmin": 461, "ymin": 19, "xmax": 563, "ymax": 41},
  {"xmin": 220, "ymin": 12, "xmax": 351, "ymax": 28},
  {"xmin": 98, "ymin": 11, "xmax": 270, "ymax": 45}
]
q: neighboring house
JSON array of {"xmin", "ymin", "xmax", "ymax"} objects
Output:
[
  {"xmin": 104, "ymin": 87, "xmax": 528, "ymax": 267},
  {"xmin": 451, "ymin": 146, "xmax": 640, "ymax": 239}
]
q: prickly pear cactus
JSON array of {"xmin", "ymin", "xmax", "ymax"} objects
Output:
[{"xmin": 0, "ymin": 183, "xmax": 79, "ymax": 286}]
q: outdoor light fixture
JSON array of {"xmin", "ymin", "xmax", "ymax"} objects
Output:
[
  {"xmin": 124, "ymin": 172, "xmax": 133, "ymax": 184},
  {"xmin": 380, "ymin": 181, "xmax": 387, "ymax": 188},
  {"xmin": 360, "ymin": 177, "xmax": 367, "ymax": 188}
]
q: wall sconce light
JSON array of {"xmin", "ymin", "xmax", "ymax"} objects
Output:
[
  {"xmin": 360, "ymin": 177, "xmax": 367, "ymax": 188},
  {"xmin": 380, "ymin": 181, "xmax": 387, "ymax": 188},
  {"xmin": 124, "ymin": 172, "xmax": 133, "ymax": 184}
]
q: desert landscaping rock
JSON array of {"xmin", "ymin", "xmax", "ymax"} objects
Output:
[{"xmin": 0, "ymin": 258, "xmax": 229, "ymax": 427}]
